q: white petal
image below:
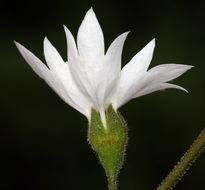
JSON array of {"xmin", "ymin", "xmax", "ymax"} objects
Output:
[
  {"xmin": 15, "ymin": 42, "xmax": 92, "ymax": 118},
  {"xmin": 134, "ymin": 82, "xmax": 187, "ymax": 98},
  {"xmin": 43, "ymin": 39, "xmax": 94, "ymax": 116},
  {"xmin": 43, "ymin": 37, "xmax": 65, "ymax": 70},
  {"xmin": 110, "ymin": 70, "xmax": 146, "ymax": 109},
  {"xmin": 14, "ymin": 42, "xmax": 71, "ymax": 108},
  {"xmin": 14, "ymin": 41, "xmax": 49, "ymax": 79},
  {"xmin": 63, "ymin": 25, "xmax": 79, "ymax": 61},
  {"xmin": 110, "ymin": 39, "xmax": 193, "ymax": 109},
  {"xmin": 106, "ymin": 32, "xmax": 129, "ymax": 72},
  {"xmin": 77, "ymin": 8, "xmax": 104, "ymax": 61},
  {"xmin": 110, "ymin": 39, "xmax": 155, "ymax": 109},
  {"xmin": 147, "ymin": 64, "xmax": 193, "ymax": 83},
  {"xmin": 50, "ymin": 63, "xmax": 93, "ymax": 117},
  {"xmin": 68, "ymin": 55, "xmax": 106, "ymax": 111},
  {"xmin": 124, "ymin": 39, "xmax": 155, "ymax": 73}
]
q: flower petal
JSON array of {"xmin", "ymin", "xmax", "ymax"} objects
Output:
[
  {"xmin": 147, "ymin": 64, "xmax": 193, "ymax": 83},
  {"xmin": 110, "ymin": 39, "xmax": 155, "ymax": 109},
  {"xmin": 14, "ymin": 42, "xmax": 71, "ymax": 107},
  {"xmin": 43, "ymin": 37, "xmax": 65, "ymax": 71},
  {"xmin": 14, "ymin": 41, "xmax": 49, "ymax": 79},
  {"xmin": 50, "ymin": 63, "xmax": 93, "ymax": 118},
  {"xmin": 15, "ymin": 41, "xmax": 92, "ymax": 118},
  {"xmin": 63, "ymin": 25, "xmax": 79, "ymax": 62},
  {"xmin": 110, "ymin": 70, "xmax": 146, "ymax": 109},
  {"xmin": 68, "ymin": 55, "xmax": 106, "ymax": 111},
  {"xmin": 125, "ymin": 39, "xmax": 155, "ymax": 74},
  {"xmin": 77, "ymin": 8, "xmax": 104, "ymax": 61},
  {"xmin": 134, "ymin": 82, "xmax": 187, "ymax": 98},
  {"xmin": 43, "ymin": 39, "xmax": 94, "ymax": 117},
  {"xmin": 106, "ymin": 32, "xmax": 129, "ymax": 72},
  {"xmin": 64, "ymin": 26, "xmax": 97, "ymax": 108}
]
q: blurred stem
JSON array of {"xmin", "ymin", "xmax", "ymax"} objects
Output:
[{"xmin": 157, "ymin": 128, "xmax": 205, "ymax": 190}]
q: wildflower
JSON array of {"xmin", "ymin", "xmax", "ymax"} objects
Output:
[
  {"xmin": 15, "ymin": 8, "xmax": 193, "ymax": 190},
  {"xmin": 15, "ymin": 8, "xmax": 192, "ymax": 126}
]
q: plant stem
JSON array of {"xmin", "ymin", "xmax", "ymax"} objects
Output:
[
  {"xmin": 108, "ymin": 176, "xmax": 116, "ymax": 190},
  {"xmin": 157, "ymin": 128, "xmax": 205, "ymax": 190}
]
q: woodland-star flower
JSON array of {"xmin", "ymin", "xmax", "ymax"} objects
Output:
[{"xmin": 15, "ymin": 8, "xmax": 192, "ymax": 126}]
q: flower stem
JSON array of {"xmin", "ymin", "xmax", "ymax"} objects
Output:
[
  {"xmin": 157, "ymin": 128, "xmax": 205, "ymax": 190},
  {"xmin": 108, "ymin": 175, "xmax": 116, "ymax": 190}
]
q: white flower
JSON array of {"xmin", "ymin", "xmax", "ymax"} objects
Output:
[{"xmin": 15, "ymin": 8, "xmax": 192, "ymax": 126}]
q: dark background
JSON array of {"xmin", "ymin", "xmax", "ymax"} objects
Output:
[{"xmin": 1, "ymin": 0, "xmax": 205, "ymax": 189}]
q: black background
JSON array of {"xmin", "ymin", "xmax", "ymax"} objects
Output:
[{"xmin": 1, "ymin": 0, "xmax": 205, "ymax": 189}]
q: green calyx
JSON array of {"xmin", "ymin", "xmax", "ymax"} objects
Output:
[{"xmin": 88, "ymin": 105, "xmax": 127, "ymax": 190}]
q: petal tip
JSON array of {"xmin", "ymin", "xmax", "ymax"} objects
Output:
[
  {"xmin": 43, "ymin": 37, "xmax": 51, "ymax": 48},
  {"xmin": 63, "ymin": 25, "xmax": 72, "ymax": 37},
  {"xmin": 88, "ymin": 7, "xmax": 94, "ymax": 13},
  {"xmin": 14, "ymin": 41, "xmax": 26, "ymax": 53},
  {"xmin": 14, "ymin": 41, "xmax": 22, "ymax": 49},
  {"xmin": 86, "ymin": 7, "xmax": 96, "ymax": 17},
  {"xmin": 181, "ymin": 87, "xmax": 188, "ymax": 93},
  {"xmin": 187, "ymin": 65, "xmax": 195, "ymax": 70},
  {"xmin": 63, "ymin": 25, "xmax": 69, "ymax": 35},
  {"xmin": 124, "ymin": 31, "xmax": 130, "ymax": 36},
  {"xmin": 150, "ymin": 38, "xmax": 156, "ymax": 46},
  {"xmin": 13, "ymin": 40, "xmax": 18, "ymax": 45},
  {"xmin": 179, "ymin": 64, "xmax": 195, "ymax": 72},
  {"xmin": 63, "ymin": 24, "xmax": 68, "ymax": 32},
  {"xmin": 43, "ymin": 36, "xmax": 48, "ymax": 43},
  {"xmin": 142, "ymin": 38, "xmax": 156, "ymax": 52},
  {"xmin": 173, "ymin": 85, "xmax": 188, "ymax": 93},
  {"xmin": 119, "ymin": 31, "xmax": 130, "ymax": 40}
]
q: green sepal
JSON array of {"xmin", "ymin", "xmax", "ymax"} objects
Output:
[{"xmin": 88, "ymin": 105, "xmax": 127, "ymax": 190}]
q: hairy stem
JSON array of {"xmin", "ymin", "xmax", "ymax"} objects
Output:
[
  {"xmin": 157, "ymin": 128, "xmax": 205, "ymax": 190},
  {"xmin": 108, "ymin": 176, "xmax": 116, "ymax": 190}
]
